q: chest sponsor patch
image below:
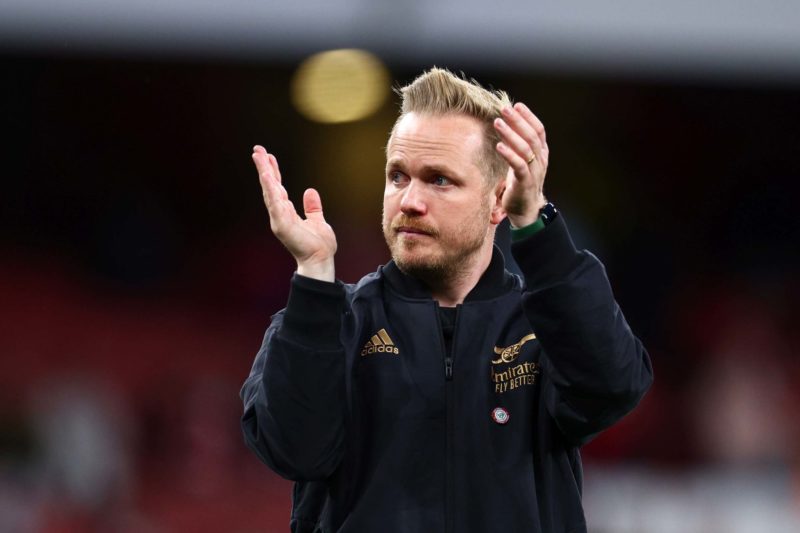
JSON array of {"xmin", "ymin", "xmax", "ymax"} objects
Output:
[
  {"xmin": 491, "ymin": 332, "xmax": 540, "ymax": 394},
  {"xmin": 491, "ymin": 361, "xmax": 540, "ymax": 394}
]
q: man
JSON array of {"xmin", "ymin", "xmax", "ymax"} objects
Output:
[{"xmin": 241, "ymin": 68, "xmax": 653, "ymax": 533}]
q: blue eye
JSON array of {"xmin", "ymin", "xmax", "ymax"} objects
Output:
[
  {"xmin": 434, "ymin": 175, "xmax": 451, "ymax": 186},
  {"xmin": 390, "ymin": 172, "xmax": 405, "ymax": 184}
]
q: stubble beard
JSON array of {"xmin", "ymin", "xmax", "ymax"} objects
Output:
[{"xmin": 382, "ymin": 202, "xmax": 491, "ymax": 285}]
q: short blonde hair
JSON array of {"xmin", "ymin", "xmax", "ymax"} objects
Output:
[{"xmin": 393, "ymin": 67, "xmax": 512, "ymax": 184}]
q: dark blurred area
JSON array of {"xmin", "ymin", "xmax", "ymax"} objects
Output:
[{"xmin": 1, "ymin": 46, "xmax": 799, "ymax": 532}]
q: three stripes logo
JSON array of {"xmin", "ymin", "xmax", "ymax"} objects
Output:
[{"xmin": 361, "ymin": 328, "xmax": 400, "ymax": 356}]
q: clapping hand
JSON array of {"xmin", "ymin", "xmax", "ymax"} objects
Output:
[
  {"xmin": 253, "ymin": 145, "xmax": 337, "ymax": 282},
  {"xmin": 493, "ymin": 103, "xmax": 549, "ymax": 228}
]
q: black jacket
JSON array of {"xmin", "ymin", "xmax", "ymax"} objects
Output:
[{"xmin": 241, "ymin": 214, "xmax": 653, "ymax": 532}]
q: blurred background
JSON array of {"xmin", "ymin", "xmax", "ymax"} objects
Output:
[{"xmin": 1, "ymin": 1, "xmax": 799, "ymax": 531}]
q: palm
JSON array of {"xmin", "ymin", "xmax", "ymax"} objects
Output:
[
  {"xmin": 501, "ymin": 167, "xmax": 536, "ymax": 217},
  {"xmin": 253, "ymin": 146, "xmax": 337, "ymax": 270},
  {"xmin": 269, "ymin": 192, "xmax": 337, "ymax": 264}
]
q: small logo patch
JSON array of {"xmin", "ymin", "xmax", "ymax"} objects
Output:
[
  {"xmin": 492, "ymin": 333, "xmax": 537, "ymax": 364},
  {"xmin": 491, "ymin": 407, "xmax": 510, "ymax": 425},
  {"xmin": 361, "ymin": 328, "xmax": 400, "ymax": 356}
]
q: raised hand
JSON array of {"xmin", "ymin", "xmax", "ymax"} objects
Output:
[
  {"xmin": 493, "ymin": 103, "xmax": 549, "ymax": 228},
  {"xmin": 253, "ymin": 145, "xmax": 337, "ymax": 282}
]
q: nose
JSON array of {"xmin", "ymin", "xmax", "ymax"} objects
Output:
[{"xmin": 399, "ymin": 180, "xmax": 427, "ymax": 216}]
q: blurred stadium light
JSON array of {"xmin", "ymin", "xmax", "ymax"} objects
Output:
[{"xmin": 291, "ymin": 49, "xmax": 389, "ymax": 124}]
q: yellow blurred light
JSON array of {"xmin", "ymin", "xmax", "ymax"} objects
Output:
[{"xmin": 291, "ymin": 49, "xmax": 389, "ymax": 124}]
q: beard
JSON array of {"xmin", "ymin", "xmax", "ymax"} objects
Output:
[{"xmin": 382, "ymin": 201, "xmax": 491, "ymax": 283}]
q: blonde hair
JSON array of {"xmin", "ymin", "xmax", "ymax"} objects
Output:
[{"xmin": 393, "ymin": 67, "xmax": 512, "ymax": 184}]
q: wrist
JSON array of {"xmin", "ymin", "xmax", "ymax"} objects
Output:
[
  {"xmin": 509, "ymin": 201, "xmax": 558, "ymax": 242},
  {"xmin": 508, "ymin": 214, "xmax": 538, "ymax": 229},
  {"xmin": 297, "ymin": 259, "xmax": 335, "ymax": 282},
  {"xmin": 508, "ymin": 196, "xmax": 547, "ymax": 229}
]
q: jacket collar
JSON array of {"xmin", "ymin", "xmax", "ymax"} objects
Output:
[{"xmin": 381, "ymin": 245, "xmax": 516, "ymax": 302}]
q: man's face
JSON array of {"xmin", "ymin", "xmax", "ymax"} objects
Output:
[{"xmin": 383, "ymin": 112, "xmax": 499, "ymax": 280}]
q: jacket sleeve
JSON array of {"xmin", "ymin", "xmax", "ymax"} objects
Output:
[
  {"xmin": 240, "ymin": 273, "xmax": 347, "ymax": 481},
  {"xmin": 511, "ymin": 214, "xmax": 653, "ymax": 446}
]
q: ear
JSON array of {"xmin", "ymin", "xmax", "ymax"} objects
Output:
[{"xmin": 489, "ymin": 178, "xmax": 507, "ymax": 226}]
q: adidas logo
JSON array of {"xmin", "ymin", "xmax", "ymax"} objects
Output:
[{"xmin": 361, "ymin": 328, "xmax": 400, "ymax": 356}]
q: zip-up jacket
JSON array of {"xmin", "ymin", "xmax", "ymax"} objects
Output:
[{"xmin": 240, "ymin": 214, "xmax": 653, "ymax": 532}]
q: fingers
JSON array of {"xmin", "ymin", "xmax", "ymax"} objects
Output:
[
  {"xmin": 253, "ymin": 147, "xmax": 296, "ymax": 234},
  {"xmin": 253, "ymin": 149, "xmax": 275, "ymax": 205},
  {"xmin": 493, "ymin": 104, "xmax": 548, "ymax": 169},
  {"xmin": 253, "ymin": 147, "xmax": 286, "ymax": 200},
  {"xmin": 266, "ymin": 148, "xmax": 283, "ymax": 184},
  {"xmin": 514, "ymin": 103, "xmax": 546, "ymax": 148},
  {"xmin": 494, "ymin": 110, "xmax": 542, "ymax": 167},
  {"xmin": 302, "ymin": 188, "xmax": 326, "ymax": 221},
  {"xmin": 253, "ymin": 145, "xmax": 283, "ymax": 184},
  {"xmin": 495, "ymin": 116, "xmax": 541, "ymax": 164},
  {"xmin": 252, "ymin": 145, "xmax": 269, "ymax": 179},
  {"xmin": 496, "ymin": 141, "xmax": 533, "ymax": 179}
]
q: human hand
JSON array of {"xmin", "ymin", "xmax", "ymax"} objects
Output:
[
  {"xmin": 493, "ymin": 103, "xmax": 549, "ymax": 228},
  {"xmin": 253, "ymin": 145, "xmax": 337, "ymax": 282}
]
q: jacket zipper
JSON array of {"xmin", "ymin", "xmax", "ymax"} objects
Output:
[
  {"xmin": 435, "ymin": 303, "xmax": 459, "ymax": 533},
  {"xmin": 435, "ymin": 304, "xmax": 455, "ymax": 381}
]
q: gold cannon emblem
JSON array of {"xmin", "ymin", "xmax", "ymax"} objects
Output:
[{"xmin": 492, "ymin": 333, "xmax": 537, "ymax": 364}]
